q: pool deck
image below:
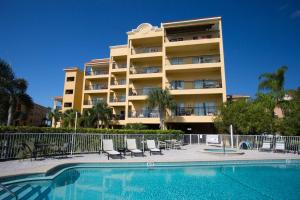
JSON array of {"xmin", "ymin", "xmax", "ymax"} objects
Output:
[{"xmin": 0, "ymin": 145, "xmax": 299, "ymax": 178}]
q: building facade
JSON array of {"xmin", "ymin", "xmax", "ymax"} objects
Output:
[{"xmin": 54, "ymin": 17, "xmax": 227, "ymax": 133}]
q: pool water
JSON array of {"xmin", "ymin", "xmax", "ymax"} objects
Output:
[
  {"xmin": 204, "ymin": 148, "xmax": 237, "ymax": 152},
  {"xmin": 1, "ymin": 161, "xmax": 300, "ymax": 200}
]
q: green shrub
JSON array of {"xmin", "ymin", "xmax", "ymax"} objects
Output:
[{"xmin": 0, "ymin": 126, "xmax": 183, "ymax": 135}]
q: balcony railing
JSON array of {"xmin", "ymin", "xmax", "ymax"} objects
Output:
[
  {"xmin": 112, "ymin": 63, "xmax": 127, "ymax": 69},
  {"xmin": 174, "ymin": 106, "xmax": 217, "ymax": 116},
  {"xmin": 85, "ymin": 69, "xmax": 109, "ymax": 76},
  {"xmin": 111, "ymin": 79, "xmax": 126, "ymax": 86},
  {"xmin": 110, "ymin": 95, "xmax": 126, "ymax": 103},
  {"xmin": 129, "ymin": 88, "xmax": 159, "ymax": 96},
  {"xmin": 112, "ymin": 114, "xmax": 125, "ymax": 120},
  {"xmin": 84, "ymin": 100, "xmax": 105, "ymax": 106},
  {"xmin": 167, "ymin": 55, "xmax": 220, "ymax": 65},
  {"xmin": 130, "ymin": 66, "xmax": 161, "ymax": 74},
  {"xmin": 132, "ymin": 46, "xmax": 162, "ymax": 54},
  {"xmin": 167, "ymin": 80, "xmax": 222, "ymax": 90},
  {"xmin": 128, "ymin": 109, "xmax": 159, "ymax": 118},
  {"xmin": 166, "ymin": 30, "xmax": 220, "ymax": 43},
  {"xmin": 85, "ymin": 84, "xmax": 108, "ymax": 90}
]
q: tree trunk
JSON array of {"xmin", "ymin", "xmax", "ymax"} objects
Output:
[
  {"xmin": 7, "ymin": 96, "xmax": 13, "ymax": 126},
  {"xmin": 159, "ymin": 110, "xmax": 165, "ymax": 130}
]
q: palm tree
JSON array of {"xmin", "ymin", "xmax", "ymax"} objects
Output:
[
  {"xmin": 0, "ymin": 58, "xmax": 34, "ymax": 126},
  {"xmin": 78, "ymin": 108, "xmax": 94, "ymax": 128},
  {"xmin": 146, "ymin": 88, "xmax": 175, "ymax": 130},
  {"xmin": 62, "ymin": 109, "xmax": 78, "ymax": 128},
  {"xmin": 92, "ymin": 101, "xmax": 112, "ymax": 128},
  {"xmin": 258, "ymin": 66, "xmax": 288, "ymax": 101},
  {"xmin": 48, "ymin": 109, "xmax": 61, "ymax": 128}
]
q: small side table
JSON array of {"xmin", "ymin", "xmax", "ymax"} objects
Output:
[{"xmin": 118, "ymin": 148, "xmax": 127, "ymax": 156}]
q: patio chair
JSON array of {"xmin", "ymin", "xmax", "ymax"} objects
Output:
[
  {"xmin": 102, "ymin": 139, "xmax": 122, "ymax": 160},
  {"xmin": 146, "ymin": 140, "xmax": 162, "ymax": 155},
  {"xmin": 274, "ymin": 140, "xmax": 286, "ymax": 153},
  {"xmin": 57, "ymin": 142, "xmax": 71, "ymax": 158},
  {"xmin": 126, "ymin": 139, "xmax": 144, "ymax": 157},
  {"xmin": 259, "ymin": 140, "xmax": 272, "ymax": 151},
  {"xmin": 206, "ymin": 135, "xmax": 223, "ymax": 147}
]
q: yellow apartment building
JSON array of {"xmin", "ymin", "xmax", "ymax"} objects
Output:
[{"xmin": 53, "ymin": 17, "xmax": 227, "ymax": 133}]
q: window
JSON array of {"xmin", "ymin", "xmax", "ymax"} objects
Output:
[
  {"xmin": 171, "ymin": 57, "xmax": 184, "ymax": 65},
  {"xmin": 192, "ymin": 57, "xmax": 201, "ymax": 64},
  {"xmin": 206, "ymin": 102, "xmax": 216, "ymax": 115},
  {"xmin": 194, "ymin": 103, "xmax": 205, "ymax": 116},
  {"xmin": 64, "ymin": 102, "xmax": 72, "ymax": 107},
  {"xmin": 65, "ymin": 89, "xmax": 73, "ymax": 94},
  {"xmin": 66, "ymin": 77, "xmax": 75, "ymax": 82}
]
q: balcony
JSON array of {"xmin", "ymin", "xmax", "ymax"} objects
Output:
[
  {"xmin": 130, "ymin": 66, "xmax": 161, "ymax": 74},
  {"xmin": 111, "ymin": 63, "xmax": 127, "ymax": 73},
  {"xmin": 83, "ymin": 100, "xmax": 104, "ymax": 106},
  {"xmin": 110, "ymin": 95, "xmax": 126, "ymax": 106},
  {"xmin": 167, "ymin": 80, "xmax": 223, "ymax": 95},
  {"xmin": 165, "ymin": 55, "xmax": 221, "ymax": 71},
  {"xmin": 112, "ymin": 63, "xmax": 127, "ymax": 69},
  {"xmin": 110, "ymin": 79, "xmax": 127, "ymax": 89},
  {"xmin": 130, "ymin": 47, "xmax": 162, "ymax": 59},
  {"xmin": 128, "ymin": 88, "xmax": 159, "ymax": 100},
  {"xmin": 173, "ymin": 106, "xmax": 217, "ymax": 116},
  {"xmin": 166, "ymin": 30, "xmax": 219, "ymax": 43},
  {"xmin": 84, "ymin": 84, "xmax": 108, "ymax": 94},
  {"xmin": 128, "ymin": 109, "xmax": 159, "ymax": 118},
  {"xmin": 85, "ymin": 69, "xmax": 109, "ymax": 79},
  {"xmin": 55, "ymin": 106, "xmax": 62, "ymax": 110}
]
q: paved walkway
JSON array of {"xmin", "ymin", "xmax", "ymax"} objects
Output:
[{"xmin": 0, "ymin": 145, "xmax": 299, "ymax": 177}]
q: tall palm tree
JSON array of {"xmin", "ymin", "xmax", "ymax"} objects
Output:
[
  {"xmin": 0, "ymin": 58, "xmax": 34, "ymax": 126},
  {"xmin": 48, "ymin": 109, "xmax": 61, "ymax": 128},
  {"xmin": 92, "ymin": 101, "xmax": 112, "ymax": 128},
  {"xmin": 258, "ymin": 66, "xmax": 288, "ymax": 101},
  {"xmin": 146, "ymin": 88, "xmax": 175, "ymax": 130},
  {"xmin": 78, "ymin": 108, "xmax": 94, "ymax": 128},
  {"xmin": 62, "ymin": 109, "xmax": 79, "ymax": 128}
]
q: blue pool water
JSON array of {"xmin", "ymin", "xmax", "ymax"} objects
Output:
[{"xmin": 1, "ymin": 160, "xmax": 300, "ymax": 200}]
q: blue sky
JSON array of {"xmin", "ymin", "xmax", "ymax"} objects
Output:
[{"xmin": 0, "ymin": 0, "xmax": 300, "ymax": 107}]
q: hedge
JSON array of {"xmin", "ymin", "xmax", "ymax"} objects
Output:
[{"xmin": 0, "ymin": 126, "xmax": 184, "ymax": 135}]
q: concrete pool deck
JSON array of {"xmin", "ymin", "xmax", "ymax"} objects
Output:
[{"xmin": 0, "ymin": 145, "xmax": 299, "ymax": 178}]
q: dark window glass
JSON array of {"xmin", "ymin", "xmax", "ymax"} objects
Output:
[{"xmin": 66, "ymin": 77, "xmax": 75, "ymax": 82}]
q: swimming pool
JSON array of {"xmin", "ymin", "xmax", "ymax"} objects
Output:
[{"xmin": 1, "ymin": 160, "xmax": 300, "ymax": 200}]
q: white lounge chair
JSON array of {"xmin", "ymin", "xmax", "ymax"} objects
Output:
[
  {"xmin": 102, "ymin": 139, "xmax": 121, "ymax": 160},
  {"xmin": 146, "ymin": 140, "xmax": 162, "ymax": 155},
  {"xmin": 206, "ymin": 135, "xmax": 223, "ymax": 147},
  {"xmin": 274, "ymin": 140, "xmax": 285, "ymax": 153},
  {"xmin": 126, "ymin": 139, "xmax": 143, "ymax": 157},
  {"xmin": 259, "ymin": 140, "xmax": 272, "ymax": 151}
]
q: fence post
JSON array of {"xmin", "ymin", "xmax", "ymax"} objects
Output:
[
  {"xmin": 142, "ymin": 135, "xmax": 145, "ymax": 152},
  {"xmin": 198, "ymin": 134, "xmax": 200, "ymax": 145},
  {"xmin": 236, "ymin": 135, "xmax": 239, "ymax": 149},
  {"xmin": 189, "ymin": 134, "xmax": 192, "ymax": 145},
  {"xmin": 255, "ymin": 135, "xmax": 258, "ymax": 150}
]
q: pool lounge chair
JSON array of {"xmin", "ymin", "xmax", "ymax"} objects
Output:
[
  {"xmin": 126, "ymin": 139, "xmax": 144, "ymax": 157},
  {"xmin": 206, "ymin": 135, "xmax": 223, "ymax": 147},
  {"xmin": 146, "ymin": 140, "xmax": 162, "ymax": 155},
  {"xmin": 102, "ymin": 139, "xmax": 121, "ymax": 160},
  {"xmin": 259, "ymin": 140, "xmax": 272, "ymax": 151},
  {"xmin": 274, "ymin": 140, "xmax": 286, "ymax": 153}
]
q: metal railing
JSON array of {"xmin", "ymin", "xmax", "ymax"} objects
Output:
[
  {"xmin": 128, "ymin": 109, "xmax": 159, "ymax": 118},
  {"xmin": 83, "ymin": 100, "xmax": 105, "ymax": 106},
  {"xmin": 130, "ymin": 67, "xmax": 161, "ymax": 74},
  {"xmin": 85, "ymin": 69, "xmax": 109, "ymax": 76},
  {"xmin": 166, "ymin": 30, "xmax": 220, "ymax": 42},
  {"xmin": 167, "ymin": 80, "xmax": 222, "ymax": 90},
  {"xmin": 1, "ymin": 133, "xmax": 300, "ymax": 160},
  {"xmin": 55, "ymin": 106, "xmax": 62, "ymax": 110},
  {"xmin": 110, "ymin": 95, "xmax": 126, "ymax": 102},
  {"xmin": 112, "ymin": 63, "xmax": 127, "ymax": 69},
  {"xmin": 174, "ymin": 106, "xmax": 217, "ymax": 116},
  {"xmin": 129, "ymin": 88, "xmax": 159, "ymax": 96},
  {"xmin": 166, "ymin": 55, "xmax": 220, "ymax": 65},
  {"xmin": 0, "ymin": 183, "xmax": 18, "ymax": 199},
  {"xmin": 132, "ymin": 46, "xmax": 162, "ymax": 54},
  {"xmin": 111, "ymin": 79, "xmax": 126, "ymax": 86},
  {"xmin": 85, "ymin": 84, "xmax": 108, "ymax": 90}
]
